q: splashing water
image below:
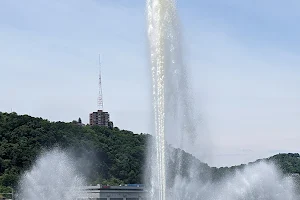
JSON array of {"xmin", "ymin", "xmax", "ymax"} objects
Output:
[
  {"xmin": 169, "ymin": 162, "xmax": 298, "ymax": 200},
  {"xmin": 17, "ymin": 149, "xmax": 86, "ymax": 200},
  {"xmin": 146, "ymin": 0, "xmax": 299, "ymax": 200}
]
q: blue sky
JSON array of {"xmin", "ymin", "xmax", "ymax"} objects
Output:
[{"xmin": 1, "ymin": 0, "xmax": 300, "ymax": 167}]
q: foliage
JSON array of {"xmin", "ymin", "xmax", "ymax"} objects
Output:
[
  {"xmin": 0, "ymin": 111, "xmax": 299, "ymax": 190},
  {"xmin": 0, "ymin": 112, "xmax": 147, "ymax": 187},
  {"xmin": 210, "ymin": 153, "xmax": 300, "ymax": 184},
  {"xmin": 0, "ymin": 185, "xmax": 13, "ymax": 199}
]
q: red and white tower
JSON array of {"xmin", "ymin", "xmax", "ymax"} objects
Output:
[
  {"xmin": 98, "ymin": 54, "xmax": 104, "ymax": 110},
  {"xmin": 89, "ymin": 54, "xmax": 113, "ymax": 128}
]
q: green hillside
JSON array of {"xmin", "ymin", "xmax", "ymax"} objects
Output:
[{"xmin": 0, "ymin": 112, "xmax": 299, "ymax": 193}]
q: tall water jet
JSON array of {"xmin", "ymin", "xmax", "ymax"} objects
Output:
[
  {"xmin": 147, "ymin": 0, "xmax": 198, "ymax": 199},
  {"xmin": 147, "ymin": 0, "xmax": 175, "ymax": 199}
]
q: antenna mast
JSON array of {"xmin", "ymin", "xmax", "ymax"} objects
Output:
[{"xmin": 98, "ymin": 54, "xmax": 104, "ymax": 110}]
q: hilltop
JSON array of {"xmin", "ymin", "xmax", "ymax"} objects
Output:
[{"xmin": 0, "ymin": 112, "xmax": 299, "ymax": 192}]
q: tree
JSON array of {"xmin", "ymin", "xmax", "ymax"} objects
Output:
[{"xmin": 0, "ymin": 112, "xmax": 299, "ymax": 189}]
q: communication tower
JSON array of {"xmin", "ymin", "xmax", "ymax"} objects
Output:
[
  {"xmin": 89, "ymin": 54, "xmax": 113, "ymax": 128},
  {"xmin": 98, "ymin": 54, "xmax": 104, "ymax": 110}
]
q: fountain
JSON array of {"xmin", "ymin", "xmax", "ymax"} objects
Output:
[
  {"xmin": 16, "ymin": 149, "xmax": 86, "ymax": 200},
  {"xmin": 146, "ymin": 0, "xmax": 299, "ymax": 200},
  {"xmin": 13, "ymin": 1, "xmax": 299, "ymax": 200}
]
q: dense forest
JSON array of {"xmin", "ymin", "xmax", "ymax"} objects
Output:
[{"xmin": 0, "ymin": 112, "xmax": 299, "ymax": 194}]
